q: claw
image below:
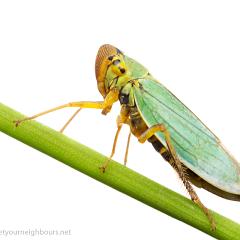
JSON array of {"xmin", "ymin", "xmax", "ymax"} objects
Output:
[
  {"xmin": 13, "ymin": 120, "xmax": 22, "ymax": 127},
  {"xmin": 99, "ymin": 165, "xmax": 107, "ymax": 173}
]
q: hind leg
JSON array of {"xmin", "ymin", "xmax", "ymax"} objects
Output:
[{"xmin": 138, "ymin": 123, "xmax": 216, "ymax": 230}]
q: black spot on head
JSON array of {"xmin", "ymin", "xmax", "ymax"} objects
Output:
[
  {"xmin": 108, "ymin": 55, "xmax": 114, "ymax": 61},
  {"xmin": 120, "ymin": 68, "xmax": 126, "ymax": 74}
]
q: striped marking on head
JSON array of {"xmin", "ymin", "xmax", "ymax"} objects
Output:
[{"xmin": 95, "ymin": 44, "xmax": 122, "ymax": 97}]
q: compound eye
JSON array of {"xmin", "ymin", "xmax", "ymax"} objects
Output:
[{"xmin": 113, "ymin": 59, "xmax": 120, "ymax": 65}]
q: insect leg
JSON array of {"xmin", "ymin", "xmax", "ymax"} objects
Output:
[
  {"xmin": 14, "ymin": 101, "xmax": 103, "ymax": 127},
  {"xmin": 100, "ymin": 106, "xmax": 131, "ymax": 173},
  {"xmin": 60, "ymin": 108, "xmax": 81, "ymax": 133},
  {"xmin": 14, "ymin": 88, "xmax": 120, "ymax": 127},
  {"xmin": 99, "ymin": 124, "xmax": 122, "ymax": 173},
  {"xmin": 124, "ymin": 131, "xmax": 131, "ymax": 166},
  {"xmin": 168, "ymin": 155, "xmax": 216, "ymax": 230},
  {"xmin": 138, "ymin": 124, "xmax": 216, "ymax": 230},
  {"xmin": 138, "ymin": 124, "xmax": 177, "ymax": 157}
]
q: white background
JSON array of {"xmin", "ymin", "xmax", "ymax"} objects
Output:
[{"xmin": 0, "ymin": 1, "xmax": 240, "ymax": 239}]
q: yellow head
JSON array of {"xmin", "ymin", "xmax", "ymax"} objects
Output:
[{"xmin": 95, "ymin": 44, "xmax": 127, "ymax": 98}]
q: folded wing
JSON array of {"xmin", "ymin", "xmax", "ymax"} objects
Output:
[{"xmin": 133, "ymin": 78, "xmax": 240, "ymax": 194}]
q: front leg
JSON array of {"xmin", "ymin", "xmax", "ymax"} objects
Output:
[
  {"xmin": 58, "ymin": 88, "xmax": 120, "ymax": 132},
  {"xmin": 14, "ymin": 88, "xmax": 120, "ymax": 127},
  {"xmin": 60, "ymin": 108, "xmax": 82, "ymax": 133}
]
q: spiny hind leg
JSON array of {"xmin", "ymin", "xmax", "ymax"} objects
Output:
[
  {"xmin": 99, "ymin": 106, "xmax": 131, "ymax": 173},
  {"xmin": 168, "ymin": 156, "xmax": 216, "ymax": 230},
  {"xmin": 14, "ymin": 88, "xmax": 120, "ymax": 127},
  {"xmin": 138, "ymin": 123, "xmax": 216, "ymax": 230},
  {"xmin": 138, "ymin": 124, "xmax": 176, "ymax": 158}
]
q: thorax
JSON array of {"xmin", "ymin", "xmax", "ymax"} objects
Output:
[
  {"xmin": 118, "ymin": 79, "xmax": 166, "ymax": 156},
  {"xmin": 119, "ymin": 81, "xmax": 148, "ymax": 138}
]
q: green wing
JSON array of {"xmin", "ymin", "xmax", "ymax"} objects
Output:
[{"xmin": 133, "ymin": 77, "xmax": 240, "ymax": 194}]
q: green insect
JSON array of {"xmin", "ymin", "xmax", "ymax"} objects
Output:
[{"xmin": 15, "ymin": 44, "xmax": 240, "ymax": 230}]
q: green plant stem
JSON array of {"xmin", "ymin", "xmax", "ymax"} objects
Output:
[{"xmin": 0, "ymin": 102, "xmax": 239, "ymax": 239}]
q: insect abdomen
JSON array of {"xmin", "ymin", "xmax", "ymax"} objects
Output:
[
  {"xmin": 148, "ymin": 136, "xmax": 172, "ymax": 161},
  {"xmin": 128, "ymin": 106, "xmax": 171, "ymax": 161},
  {"xmin": 129, "ymin": 106, "xmax": 148, "ymax": 138}
]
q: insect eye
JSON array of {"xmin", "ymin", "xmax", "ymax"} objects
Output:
[{"xmin": 113, "ymin": 59, "xmax": 120, "ymax": 65}]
